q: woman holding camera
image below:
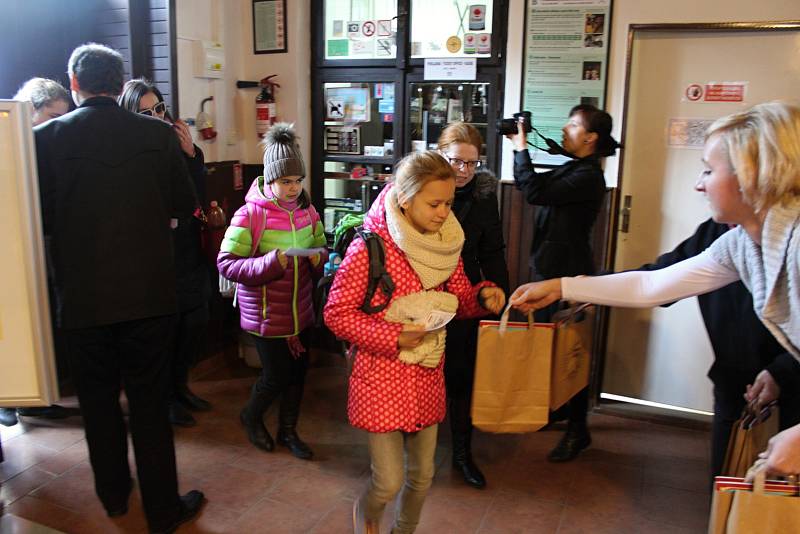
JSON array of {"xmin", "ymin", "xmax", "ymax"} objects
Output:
[{"xmin": 507, "ymin": 104, "xmax": 619, "ymax": 462}]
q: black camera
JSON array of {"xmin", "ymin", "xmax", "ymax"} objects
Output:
[{"xmin": 496, "ymin": 111, "xmax": 532, "ymax": 135}]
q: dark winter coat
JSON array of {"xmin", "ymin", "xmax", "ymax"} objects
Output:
[
  {"xmin": 453, "ymin": 170, "xmax": 509, "ymax": 294},
  {"xmin": 174, "ymin": 146, "xmax": 211, "ymax": 311},
  {"xmin": 35, "ymin": 96, "xmax": 197, "ymax": 329},
  {"xmin": 445, "ymin": 170, "xmax": 510, "ymax": 399},
  {"xmin": 513, "ymin": 150, "xmax": 606, "ymax": 279}
]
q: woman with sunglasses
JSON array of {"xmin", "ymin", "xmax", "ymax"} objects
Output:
[
  {"xmin": 119, "ymin": 79, "xmax": 212, "ymax": 427},
  {"xmin": 506, "ymin": 104, "xmax": 619, "ymax": 462},
  {"xmin": 437, "ymin": 122, "xmax": 508, "ymax": 489}
]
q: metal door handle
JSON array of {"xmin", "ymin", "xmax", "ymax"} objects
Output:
[{"xmin": 620, "ymin": 195, "xmax": 632, "ymax": 233}]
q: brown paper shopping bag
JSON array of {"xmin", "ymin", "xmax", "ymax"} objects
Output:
[
  {"xmin": 709, "ymin": 470, "xmax": 799, "ymax": 534},
  {"xmin": 471, "ymin": 305, "xmax": 593, "ymax": 433},
  {"xmin": 549, "ymin": 305, "xmax": 593, "ymax": 410},
  {"xmin": 721, "ymin": 404, "xmax": 779, "ymax": 478},
  {"xmin": 471, "ymin": 309, "xmax": 554, "ymax": 433}
]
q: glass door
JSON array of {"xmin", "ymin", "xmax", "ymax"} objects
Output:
[
  {"xmin": 311, "ymin": 70, "xmax": 403, "ymax": 238},
  {"xmin": 405, "ymin": 72, "xmax": 502, "ymax": 171}
]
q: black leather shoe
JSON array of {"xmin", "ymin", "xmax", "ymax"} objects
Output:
[
  {"xmin": 150, "ymin": 490, "xmax": 205, "ymax": 534},
  {"xmin": 240, "ymin": 409, "xmax": 274, "ymax": 451},
  {"xmin": 547, "ymin": 423, "xmax": 591, "ymax": 462},
  {"xmin": 17, "ymin": 405, "xmax": 71, "ymax": 419},
  {"xmin": 177, "ymin": 387, "xmax": 212, "ymax": 412},
  {"xmin": 276, "ymin": 429, "xmax": 313, "ymax": 460},
  {"xmin": 169, "ymin": 403, "xmax": 197, "ymax": 427},
  {"xmin": 0, "ymin": 408, "xmax": 18, "ymax": 427}
]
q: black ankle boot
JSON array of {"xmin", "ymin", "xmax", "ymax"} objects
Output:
[
  {"xmin": 547, "ymin": 421, "xmax": 591, "ymax": 462},
  {"xmin": 277, "ymin": 384, "xmax": 312, "ymax": 459},
  {"xmin": 452, "ymin": 430, "xmax": 486, "ymax": 489},
  {"xmin": 240, "ymin": 385, "xmax": 275, "ymax": 452},
  {"xmin": 276, "ymin": 429, "xmax": 313, "ymax": 460}
]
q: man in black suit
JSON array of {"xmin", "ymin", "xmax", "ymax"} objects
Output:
[{"xmin": 34, "ymin": 43, "xmax": 204, "ymax": 533}]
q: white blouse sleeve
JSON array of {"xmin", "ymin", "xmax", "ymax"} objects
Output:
[{"xmin": 561, "ymin": 250, "xmax": 741, "ymax": 308}]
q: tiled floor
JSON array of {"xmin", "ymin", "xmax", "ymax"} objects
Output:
[{"xmin": 0, "ymin": 352, "xmax": 711, "ymax": 533}]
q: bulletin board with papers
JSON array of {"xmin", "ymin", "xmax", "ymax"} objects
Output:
[{"xmin": 521, "ymin": 0, "xmax": 612, "ymax": 165}]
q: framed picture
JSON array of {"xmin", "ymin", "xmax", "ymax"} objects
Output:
[
  {"xmin": 324, "ymin": 86, "xmax": 371, "ymax": 122},
  {"xmin": 253, "ymin": 0, "xmax": 287, "ymax": 54}
]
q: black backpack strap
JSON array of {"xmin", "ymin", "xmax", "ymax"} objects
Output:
[{"xmin": 355, "ymin": 227, "xmax": 394, "ymax": 314}]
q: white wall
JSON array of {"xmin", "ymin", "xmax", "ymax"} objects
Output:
[
  {"xmin": 175, "ymin": 0, "xmax": 311, "ymax": 169},
  {"xmin": 501, "ymin": 0, "xmax": 800, "ymax": 183}
]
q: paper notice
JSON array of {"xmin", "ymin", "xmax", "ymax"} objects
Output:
[
  {"xmin": 423, "ymin": 310, "xmax": 456, "ymax": 331},
  {"xmin": 284, "ymin": 247, "xmax": 327, "ymax": 257}
]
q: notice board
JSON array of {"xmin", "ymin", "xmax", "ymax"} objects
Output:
[{"xmin": 521, "ymin": 0, "xmax": 612, "ymax": 165}]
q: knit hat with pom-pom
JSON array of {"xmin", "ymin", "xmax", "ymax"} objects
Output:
[{"xmin": 262, "ymin": 122, "xmax": 305, "ymax": 183}]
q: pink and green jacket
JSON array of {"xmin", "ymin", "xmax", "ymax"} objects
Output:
[{"xmin": 217, "ymin": 177, "xmax": 327, "ymax": 338}]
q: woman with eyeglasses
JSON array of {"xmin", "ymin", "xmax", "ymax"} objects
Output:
[
  {"xmin": 506, "ymin": 104, "xmax": 619, "ymax": 463},
  {"xmin": 119, "ymin": 79, "xmax": 212, "ymax": 427},
  {"xmin": 437, "ymin": 122, "xmax": 509, "ymax": 489}
]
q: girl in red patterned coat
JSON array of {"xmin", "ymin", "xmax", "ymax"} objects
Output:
[{"xmin": 324, "ymin": 151, "xmax": 505, "ymax": 534}]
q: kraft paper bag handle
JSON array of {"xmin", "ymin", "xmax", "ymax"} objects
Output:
[{"xmin": 498, "ymin": 304, "xmax": 534, "ymax": 333}]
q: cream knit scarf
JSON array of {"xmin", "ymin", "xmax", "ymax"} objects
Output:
[{"xmin": 384, "ymin": 187, "xmax": 465, "ymax": 289}]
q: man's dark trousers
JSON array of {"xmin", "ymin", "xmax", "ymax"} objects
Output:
[{"xmin": 65, "ymin": 314, "xmax": 180, "ymax": 527}]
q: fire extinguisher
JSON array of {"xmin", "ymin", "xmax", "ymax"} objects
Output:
[{"xmin": 255, "ymin": 75, "xmax": 280, "ymax": 138}]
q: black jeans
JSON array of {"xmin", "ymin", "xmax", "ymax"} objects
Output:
[
  {"xmin": 64, "ymin": 314, "xmax": 181, "ymax": 531},
  {"xmin": 251, "ymin": 330, "xmax": 310, "ymax": 404}
]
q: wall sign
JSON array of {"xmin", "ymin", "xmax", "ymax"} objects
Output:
[
  {"xmin": 424, "ymin": 58, "xmax": 477, "ymax": 80},
  {"xmin": 521, "ymin": 0, "xmax": 612, "ymax": 165},
  {"xmin": 253, "ymin": 0, "xmax": 287, "ymax": 54}
]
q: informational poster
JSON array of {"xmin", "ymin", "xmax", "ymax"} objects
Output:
[
  {"xmin": 667, "ymin": 118, "xmax": 714, "ymax": 148},
  {"xmin": 253, "ymin": 0, "xmax": 287, "ymax": 54},
  {"xmin": 522, "ymin": 0, "xmax": 611, "ymax": 165}
]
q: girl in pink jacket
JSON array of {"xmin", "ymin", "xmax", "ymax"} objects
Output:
[
  {"xmin": 324, "ymin": 151, "xmax": 505, "ymax": 533},
  {"xmin": 218, "ymin": 124, "xmax": 326, "ymax": 459}
]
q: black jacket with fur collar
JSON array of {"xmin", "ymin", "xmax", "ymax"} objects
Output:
[{"xmin": 452, "ymin": 169, "xmax": 509, "ymax": 295}]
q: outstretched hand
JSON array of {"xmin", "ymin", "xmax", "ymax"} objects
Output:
[{"xmin": 509, "ymin": 279, "xmax": 563, "ymax": 314}]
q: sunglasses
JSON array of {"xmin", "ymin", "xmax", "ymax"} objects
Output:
[{"xmin": 139, "ymin": 101, "xmax": 167, "ymax": 116}]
